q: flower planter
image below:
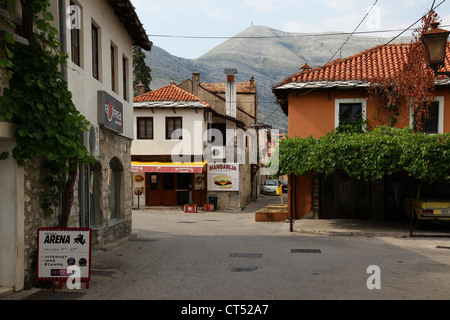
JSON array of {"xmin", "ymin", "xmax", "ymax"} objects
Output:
[
  {"xmin": 184, "ymin": 204, "xmax": 198, "ymax": 213},
  {"xmin": 204, "ymin": 203, "xmax": 215, "ymax": 212},
  {"xmin": 255, "ymin": 205, "xmax": 288, "ymax": 222}
]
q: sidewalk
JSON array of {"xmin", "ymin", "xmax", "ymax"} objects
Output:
[
  {"xmin": 133, "ymin": 195, "xmax": 450, "ymax": 238},
  {"xmin": 291, "ymin": 218, "xmax": 450, "ymax": 238},
  {"xmin": 132, "ymin": 193, "xmax": 287, "ymax": 214}
]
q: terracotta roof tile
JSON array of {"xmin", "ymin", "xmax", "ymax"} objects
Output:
[
  {"xmin": 274, "ymin": 42, "xmax": 450, "ymax": 88},
  {"xmin": 134, "ymin": 84, "xmax": 209, "ymax": 106}
]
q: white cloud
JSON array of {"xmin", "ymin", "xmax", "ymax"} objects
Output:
[
  {"xmin": 198, "ymin": 0, "xmax": 235, "ymax": 22},
  {"xmin": 130, "ymin": 0, "xmax": 450, "ymax": 59},
  {"xmin": 441, "ymin": 14, "xmax": 450, "ymax": 25},
  {"xmin": 242, "ymin": 0, "xmax": 282, "ymax": 12},
  {"xmin": 318, "ymin": 0, "xmax": 362, "ymax": 12},
  {"xmin": 131, "ymin": 0, "xmax": 166, "ymax": 14}
]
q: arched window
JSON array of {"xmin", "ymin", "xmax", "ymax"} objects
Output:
[{"xmin": 108, "ymin": 157, "xmax": 123, "ymax": 220}]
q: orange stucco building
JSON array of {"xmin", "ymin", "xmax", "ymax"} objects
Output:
[{"xmin": 273, "ymin": 43, "xmax": 450, "ymax": 221}]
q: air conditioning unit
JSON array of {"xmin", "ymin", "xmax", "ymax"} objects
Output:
[
  {"xmin": 210, "ymin": 146, "xmax": 225, "ymax": 160},
  {"xmin": 204, "ymin": 112, "xmax": 212, "ymax": 123},
  {"xmin": 83, "ymin": 124, "xmax": 100, "ymax": 157}
]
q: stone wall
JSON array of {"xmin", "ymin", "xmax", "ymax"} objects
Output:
[
  {"xmin": 23, "ymin": 159, "xmax": 62, "ymax": 282},
  {"xmin": 94, "ymin": 129, "xmax": 133, "ymax": 249},
  {"xmin": 21, "ymin": 129, "xmax": 133, "ymax": 282},
  {"xmin": 239, "ymin": 163, "xmax": 252, "ymax": 209},
  {"xmin": 207, "ymin": 163, "xmax": 253, "ymax": 211}
]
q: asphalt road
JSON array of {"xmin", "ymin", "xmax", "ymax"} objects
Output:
[{"xmin": 3, "ymin": 193, "xmax": 450, "ymax": 307}]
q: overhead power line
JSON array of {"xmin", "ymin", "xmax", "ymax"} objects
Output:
[
  {"xmin": 263, "ymin": 0, "xmax": 381, "ymax": 123},
  {"xmin": 265, "ymin": 0, "xmax": 448, "ymax": 122},
  {"xmin": 327, "ymin": 0, "xmax": 379, "ymax": 64},
  {"xmin": 148, "ymin": 25, "xmax": 450, "ymax": 40}
]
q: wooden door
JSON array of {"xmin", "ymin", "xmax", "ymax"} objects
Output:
[{"xmin": 146, "ymin": 173, "xmax": 162, "ymax": 206}]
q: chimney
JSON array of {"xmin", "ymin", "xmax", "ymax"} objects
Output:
[
  {"xmin": 299, "ymin": 63, "xmax": 312, "ymax": 73},
  {"xmin": 225, "ymin": 69, "xmax": 237, "ymax": 118},
  {"xmin": 249, "ymin": 77, "xmax": 255, "ymax": 88},
  {"xmin": 135, "ymin": 83, "xmax": 146, "ymax": 96},
  {"xmin": 192, "ymin": 72, "xmax": 200, "ymax": 96}
]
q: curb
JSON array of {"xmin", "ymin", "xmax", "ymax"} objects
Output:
[
  {"xmin": 292, "ymin": 228, "xmax": 411, "ymax": 238},
  {"xmin": 0, "ymin": 287, "xmax": 13, "ymax": 299},
  {"xmin": 293, "ymin": 228, "xmax": 353, "ymax": 236},
  {"xmin": 98, "ymin": 233, "xmax": 138, "ymax": 252}
]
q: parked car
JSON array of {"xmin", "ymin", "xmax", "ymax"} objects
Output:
[
  {"xmin": 403, "ymin": 183, "xmax": 450, "ymax": 228},
  {"xmin": 280, "ymin": 180, "xmax": 288, "ymax": 193},
  {"xmin": 261, "ymin": 179, "xmax": 280, "ymax": 196}
]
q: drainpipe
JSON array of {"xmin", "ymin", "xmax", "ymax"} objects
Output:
[
  {"xmin": 59, "ymin": 0, "xmax": 68, "ymax": 82},
  {"xmin": 58, "ymin": 0, "xmax": 68, "ymax": 220}
]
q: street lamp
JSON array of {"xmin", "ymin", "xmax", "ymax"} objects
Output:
[{"xmin": 421, "ymin": 22, "xmax": 450, "ymax": 76}]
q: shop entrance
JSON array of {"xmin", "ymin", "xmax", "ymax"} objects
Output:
[{"xmin": 146, "ymin": 173, "xmax": 199, "ymax": 206}]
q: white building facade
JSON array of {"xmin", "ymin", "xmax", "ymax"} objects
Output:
[
  {"xmin": 62, "ymin": 0, "xmax": 151, "ymax": 249},
  {"xmin": 0, "ymin": 0, "xmax": 151, "ymax": 292},
  {"xmin": 132, "ymin": 85, "xmax": 211, "ymax": 207},
  {"xmin": 132, "ymin": 80, "xmax": 256, "ymax": 211}
]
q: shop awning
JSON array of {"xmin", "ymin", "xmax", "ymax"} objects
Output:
[{"xmin": 131, "ymin": 161, "xmax": 207, "ymax": 174}]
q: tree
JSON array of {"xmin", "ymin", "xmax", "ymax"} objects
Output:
[
  {"xmin": 133, "ymin": 46, "xmax": 152, "ymax": 95},
  {"xmin": 369, "ymin": 11, "xmax": 439, "ymax": 131},
  {"xmin": 0, "ymin": 0, "xmax": 94, "ymax": 226},
  {"xmin": 278, "ymin": 11, "xmax": 450, "ymax": 183}
]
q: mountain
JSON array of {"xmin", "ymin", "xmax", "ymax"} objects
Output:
[{"xmin": 145, "ymin": 26, "xmax": 411, "ymax": 132}]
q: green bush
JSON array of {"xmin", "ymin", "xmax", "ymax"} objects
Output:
[{"xmin": 279, "ymin": 126, "xmax": 450, "ymax": 183}]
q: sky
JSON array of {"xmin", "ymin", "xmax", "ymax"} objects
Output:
[{"xmin": 131, "ymin": 0, "xmax": 450, "ymax": 59}]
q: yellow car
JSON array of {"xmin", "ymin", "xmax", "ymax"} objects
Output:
[{"xmin": 403, "ymin": 183, "xmax": 450, "ymax": 228}]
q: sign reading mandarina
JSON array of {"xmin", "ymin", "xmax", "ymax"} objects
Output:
[
  {"xmin": 208, "ymin": 164, "xmax": 237, "ymax": 171},
  {"xmin": 207, "ymin": 163, "xmax": 239, "ymax": 192}
]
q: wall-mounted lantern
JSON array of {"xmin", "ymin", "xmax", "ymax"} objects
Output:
[{"xmin": 421, "ymin": 22, "xmax": 450, "ymax": 76}]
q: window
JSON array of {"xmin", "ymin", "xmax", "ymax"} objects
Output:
[
  {"xmin": 71, "ymin": 27, "xmax": 80, "ymax": 66},
  {"xmin": 91, "ymin": 24, "xmax": 99, "ymax": 80},
  {"xmin": 339, "ymin": 103, "xmax": 362, "ymax": 123},
  {"xmin": 211, "ymin": 123, "xmax": 226, "ymax": 146},
  {"xmin": 335, "ymin": 99, "xmax": 367, "ymax": 130},
  {"xmin": 421, "ymin": 102, "xmax": 439, "ymax": 134},
  {"xmin": 137, "ymin": 117, "xmax": 153, "ymax": 139},
  {"xmin": 410, "ymin": 97, "xmax": 444, "ymax": 134},
  {"xmin": 111, "ymin": 44, "xmax": 117, "ymax": 92},
  {"xmin": 123, "ymin": 56, "xmax": 129, "ymax": 101},
  {"xmin": 166, "ymin": 117, "xmax": 183, "ymax": 140},
  {"xmin": 108, "ymin": 158, "xmax": 123, "ymax": 220},
  {"xmin": 70, "ymin": 1, "xmax": 81, "ymax": 66}
]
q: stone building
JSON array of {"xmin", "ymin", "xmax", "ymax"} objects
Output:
[
  {"xmin": 178, "ymin": 71, "xmax": 260, "ymax": 209},
  {"xmin": 0, "ymin": 0, "xmax": 151, "ymax": 293},
  {"xmin": 63, "ymin": 0, "xmax": 151, "ymax": 249},
  {"xmin": 178, "ymin": 71, "xmax": 258, "ymax": 127}
]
